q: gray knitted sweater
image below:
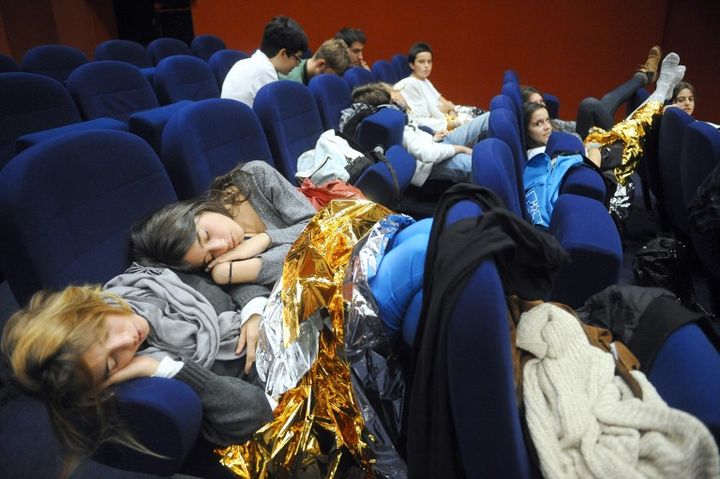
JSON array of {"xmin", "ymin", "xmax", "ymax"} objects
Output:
[{"xmin": 236, "ymin": 161, "xmax": 316, "ymax": 286}]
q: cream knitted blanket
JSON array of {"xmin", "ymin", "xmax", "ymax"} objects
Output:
[{"xmin": 518, "ymin": 303, "xmax": 719, "ymax": 478}]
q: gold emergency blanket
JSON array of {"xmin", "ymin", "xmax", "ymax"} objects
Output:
[
  {"xmin": 584, "ymin": 100, "xmax": 663, "ymax": 185},
  {"xmin": 217, "ymin": 199, "xmax": 391, "ymax": 478}
]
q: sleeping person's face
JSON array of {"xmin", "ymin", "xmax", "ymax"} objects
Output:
[
  {"xmin": 82, "ymin": 312, "xmax": 150, "ymax": 385},
  {"xmin": 183, "ymin": 212, "xmax": 244, "ymax": 268}
]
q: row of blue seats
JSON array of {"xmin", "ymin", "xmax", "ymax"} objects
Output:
[
  {"xmin": 1, "ymin": 45, "xmax": 421, "ymax": 171},
  {"xmin": 0, "ymin": 35, "xmax": 229, "ymax": 78}
]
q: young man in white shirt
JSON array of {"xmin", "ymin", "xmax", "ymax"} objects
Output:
[{"xmin": 221, "ymin": 16, "xmax": 308, "ymax": 107}]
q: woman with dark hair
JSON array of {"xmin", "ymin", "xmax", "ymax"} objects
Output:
[
  {"xmin": 669, "ymin": 80, "xmax": 696, "ymax": 116},
  {"xmin": 131, "ymin": 160, "xmax": 315, "ymax": 287},
  {"xmin": 394, "ymin": 42, "xmax": 480, "ymax": 133}
]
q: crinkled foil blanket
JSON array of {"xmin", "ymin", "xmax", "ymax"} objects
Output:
[
  {"xmin": 584, "ymin": 100, "xmax": 663, "ymax": 186},
  {"xmin": 216, "ymin": 199, "xmax": 396, "ymax": 478}
]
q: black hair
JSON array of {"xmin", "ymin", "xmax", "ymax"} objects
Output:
[
  {"xmin": 334, "ymin": 27, "xmax": 367, "ymax": 48},
  {"xmin": 129, "ymin": 199, "xmax": 231, "ymax": 271},
  {"xmin": 260, "ymin": 16, "xmax": 308, "ymax": 58},
  {"xmin": 523, "ymin": 102, "xmax": 550, "ymax": 149},
  {"xmin": 521, "ymin": 85, "xmax": 544, "ymax": 104},
  {"xmin": 670, "ymin": 81, "xmax": 695, "ymax": 103},
  {"xmin": 408, "ymin": 42, "xmax": 432, "ymax": 65}
]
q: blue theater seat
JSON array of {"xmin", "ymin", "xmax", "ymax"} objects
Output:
[
  {"xmin": 343, "ymin": 66, "xmax": 375, "ymax": 91},
  {"xmin": 371, "ymin": 60, "xmax": 399, "ymax": 84},
  {"xmin": 488, "ymin": 107, "xmax": 527, "ymax": 217},
  {"xmin": 161, "ymin": 98, "xmax": 274, "ymax": 199},
  {"xmin": 153, "ymin": 55, "xmax": 220, "ymax": 105},
  {"xmin": 21, "ymin": 44, "xmax": 88, "ymax": 83},
  {"xmin": 208, "ymin": 49, "xmax": 249, "ymax": 90},
  {"xmin": 308, "ymin": 73, "xmax": 351, "ymax": 130},
  {"xmin": 190, "ymin": 34, "xmax": 226, "ymax": 61},
  {"xmin": 66, "ymin": 60, "xmax": 190, "ymax": 153},
  {"xmin": 356, "ymin": 107, "xmax": 406, "ymax": 151},
  {"xmin": 548, "ymin": 193, "xmax": 623, "ymax": 308},
  {"xmin": 471, "ymin": 138, "xmax": 523, "ymax": 217},
  {"xmin": 391, "ymin": 54, "xmax": 410, "ymax": 80},
  {"xmin": 94, "ymin": 39, "xmax": 151, "ymax": 68},
  {"xmin": 546, "ymin": 131, "xmax": 606, "ymax": 203},
  {"xmin": 253, "ymin": 80, "xmax": 324, "ymax": 181},
  {"xmin": 0, "ymin": 53, "xmax": 19, "ymax": 72},
  {"xmin": 0, "ymin": 72, "xmax": 125, "ymax": 169},
  {"xmin": 681, "ymin": 121, "xmax": 720, "ymax": 309},
  {"xmin": 0, "ymin": 130, "xmax": 202, "ymax": 475},
  {"xmin": 658, "ymin": 107, "xmax": 696, "ymax": 236},
  {"xmin": 147, "ymin": 37, "xmax": 192, "ymax": 66}
]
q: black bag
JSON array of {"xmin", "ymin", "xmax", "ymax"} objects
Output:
[
  {"xmin": 632, "ymin": 234, "xmax": 697, "ymax": 307},
  {"xmin": 334, "ymin": 129, "xmax": 401, "ymax": 207}
]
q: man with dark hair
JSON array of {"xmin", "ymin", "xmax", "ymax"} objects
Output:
[
  {"xmin": 222, "ymin": 16, "xmax": 308, "ymax": 106},
  {"xmin": 334, "ymin": 27, "xmax": 369, "ymax": 70},
  {"xmin": 279, "ymin": 38, "xmax": 351, "ymax": 85}
]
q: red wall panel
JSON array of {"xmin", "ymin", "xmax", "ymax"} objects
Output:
[{"xmin": 192, "ymin": 0, "xmax": 672, "ymax": 119}]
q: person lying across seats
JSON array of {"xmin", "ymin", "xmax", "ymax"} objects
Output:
[{"xmin": 340, "ymin": 82, "xmax": 490, "ymax": 186}]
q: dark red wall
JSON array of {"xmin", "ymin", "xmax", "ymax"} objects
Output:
[
  {"xmin": 192, "ymin": 0, "xmax": 686, "ymax": 120},
  {"xmin": 0, "ymin": 0, "xmax": 717, "ymax": 122}
]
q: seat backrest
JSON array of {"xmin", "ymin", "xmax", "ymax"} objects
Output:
[
  {"xmin": 356, "ymin": 108, "xmax": 406, "ymax": 151},
  {"xmin": 502, "ymin": 69, "xmax": 518, "ymax": 84},
  {"xmin": 680, "ymin": 121, "xmax": 720, "ymax": 275},
  {"xmin": 190, "ymin": 34, "xmax": 226, "ymax": 61},
  {"xmin": 488, "ymin": 107, "xmax": 527, "ymax": 218},
  {"xmin": 680, "ymin": 121, "xmax": 720, "ymax": 210},
  {"xmin": 21, "ymin": 44, "xmax": 89, "ymax": 82},
  {"xmin": 545, "ymin": 131, "xmax": 584, "ymax": 157},
  {"xmin": 542, "ymin": 92, "xmax": 560, "ymax": 119},
  {"xmin": 0, "ymin": 53, "xmax": 19, "ymax": 72},
  {"xmin": 94, "ymin": 39, "xmax": 151, "ymax": 68},
  {"xmin": 161, "ymin": 98, "xmax": 274, "ymax": 199},
  {"xmin": 147, "ymin": 37, "xmax": 192, "ymax": 66},
  {"xmin": 412, "ymin": 199, "xmax": 531, "ymax": 477},
  {"xmin": 66, "ymin": 60, "xmax": 160, "ymax": 121},
  {"xmin": 253, "ymin": 80, "xmax": 325, "ymax": 181},
  {"xmin": 0, "ymin": 130, "xmax": 177, "ymax": 305},
  {"xmin": 471, "ymin": 138, "xmax": 523, "ymax": 217},
  {"xmin": 391, "ymin": 54, "xmax": 410, "ymax": 80},
  {"xmin": 308, "ymin": 73, "xmax": 352, "ymax": 130},
  {"xmin": 208, "ymin": 49, "xmax": 249, "ymax": 89},
  {"xmin": 490, "ymin": 93, "xmax": 514, "ymax": 113},
  {"xmin": 548, "ymin": 193, "xmax": 623, "ymax": 308},
  {"xmin": 153, "ymin": 55, "xmax": 220, "ymax": 105},
  {"xmin": 343, "ymin": 66, "xmax": 376, "ymax": 91},
  {"xmin": 0, "ymin": 72, "xmax": 82, "ymax": 168},
  {"xmin": 501, "ymin": 81, "xmax": 524, "ymax": 132},
  {"xmin": 658, "ymin": 107, "xmax": 695, "ymax": 236},
  {"xmin": 371, "ymin": 60, "xmax": 398, "ymax": 84}
]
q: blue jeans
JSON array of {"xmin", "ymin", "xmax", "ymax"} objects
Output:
[{"xmin": 428, "ymin": 111, "xmax": 490, "ymax": 183}]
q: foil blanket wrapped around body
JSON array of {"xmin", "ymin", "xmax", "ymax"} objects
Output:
[
  {"xmin": 584, "ymin": 100, "xmax": 663, "ymax": 186},
  {"xmin": 217, "ymin": 200, "xmax": 409, "ymax": 478}
]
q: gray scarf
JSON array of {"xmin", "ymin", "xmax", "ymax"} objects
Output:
[{"xmin": 104, "ymin": 263, "xmax": 243, "ymax": 368}]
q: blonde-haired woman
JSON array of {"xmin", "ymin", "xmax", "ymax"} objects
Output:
[{"xmin": 1, "ymin": 284, "xmax": 273, "ymax": 476}]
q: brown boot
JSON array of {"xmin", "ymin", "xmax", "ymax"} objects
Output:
[{"xmin": 637, "ymin": 45, "xmax": 662, "ymax": 83}]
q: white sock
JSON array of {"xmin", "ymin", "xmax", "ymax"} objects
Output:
[{"xmin": 646, "ymin": 53, "xmax": 685, "ymax": 104}]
